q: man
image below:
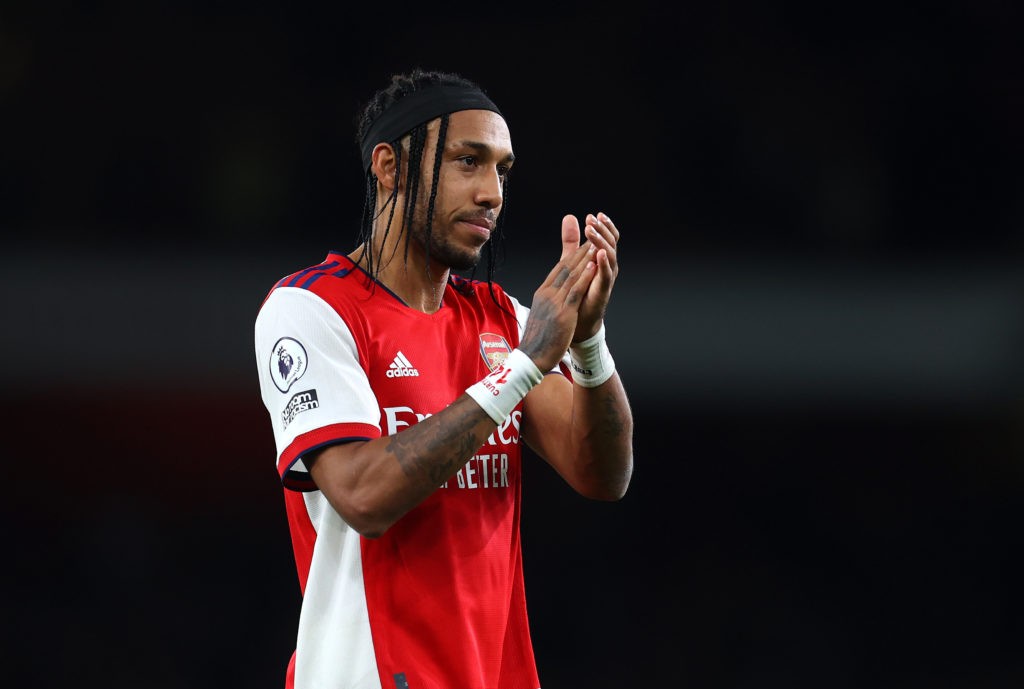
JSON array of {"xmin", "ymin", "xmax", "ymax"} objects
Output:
[{"xmin": 254, "ymin": 68, "xmax": 634, "ymax": 689}]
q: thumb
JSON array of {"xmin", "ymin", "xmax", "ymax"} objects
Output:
[{"xmin": 560, "ymin": 214, "xmax": 581, "ymax": 261}]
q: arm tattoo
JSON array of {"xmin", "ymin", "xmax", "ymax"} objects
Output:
[
  {"xmin": 384, "ymin": 402, "xmax": 483, "ymax": 485},
  {"xmin": 600, "ymin": 390, "xmax": 626, "ymax": 438}
]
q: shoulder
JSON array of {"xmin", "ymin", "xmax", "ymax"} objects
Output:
[
  {"xmin": 259, "ymin": 252, "xmax": 369, "ymax": 314},
  {"xmin": 266, "ymin": 253, "xmax": 360, "ymax": 298},
  {"xmin": 255, "ymin": 254, "xmax": 378, "ymax": 351}
]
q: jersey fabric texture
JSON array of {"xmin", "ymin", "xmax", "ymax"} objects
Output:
[{"xmin": 255, "ymin": 251, "xmax": 548, "ymax": 689}]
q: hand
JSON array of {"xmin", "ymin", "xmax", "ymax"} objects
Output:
[
  {"xmin": 560, "ymin": 212, "xmax": 620, "ymax": 342},
  {"xmin": 518, "ymin": 240, "xmax": 598, "ymax": 372}
]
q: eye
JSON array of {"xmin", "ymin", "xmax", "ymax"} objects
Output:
[
  {"xmin": 457, "ymin": 155, "xmax": 478, "ymax": 168},
  {"xmin": 497, "ymin": 164, "xmax": 511, "ymax": 178}
]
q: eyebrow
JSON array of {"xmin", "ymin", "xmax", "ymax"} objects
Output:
[{"xmin": 453, "ymin": 140, "xmax": 515, "ymax": 164}]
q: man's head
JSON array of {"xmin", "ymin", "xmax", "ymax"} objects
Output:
[{"xmin": 354, "ymin": 69, "xmax": 513, "ymax": 281}]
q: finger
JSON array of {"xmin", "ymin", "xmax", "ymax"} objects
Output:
[
  {"xmin": 564, "ymin": 238, "xmax": 597, "ymax": 273},
  {"xmin": 560, "ymin": 214, "xmax": 581, "ymax": 262},
  {"xmin": 560, "ymin": 243, "xmax": 596, "ymax": 287},
  {"xmin": 584, "ymin": 221, "xmax": 615, "ymax": 254},
  {"xmin": 593, "ymin": 247, "xmax": 616, "ymax": 295},
  {"xmin": 550, "ymin": 243, "xmax": 594, "ymax": 288},
  {"xmin": 543, "ymin": 240, "xmax": 589, "ymax": 287},
  {"xmin": 565, "ymin": 258, "xmax": 597, "ymax": 306},
  {"xmin": 584, "ymin": 223, "xmax": 618, "ymax": 274},
  {"xmin": 585, "ymin": 214, "xmax": 618, "ymax": 250},
  {"xmin": 580, "ymin": 248, "xmax": 612, "ymax": 300},
  {"xmin": 597, "ymin": 211, "xmax": 620, "ymax": 243}
]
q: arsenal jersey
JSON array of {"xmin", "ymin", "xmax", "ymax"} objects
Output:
[{"xmin": 254, "ymin": 251, "xmax": 544, "ymax": 689}]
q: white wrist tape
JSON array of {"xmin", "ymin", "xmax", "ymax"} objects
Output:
[
  {"xmin": 569, "ymin": 323, "xmax": 616, "ymax": 388},
  {"xmin": 466, "ymin": 349, "xmax": 544, "ymax": 424}
]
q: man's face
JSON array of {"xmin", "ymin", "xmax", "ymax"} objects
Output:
[{"xmin": 406, "ymin": 109, "xmax": 514, "ymax": 271}]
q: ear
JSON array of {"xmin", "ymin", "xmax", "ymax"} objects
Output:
[{"xmin": 370, "ymin": 143, "xmax": 399, "ymax": 192}]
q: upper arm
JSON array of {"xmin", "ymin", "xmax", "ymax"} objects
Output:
[{"xmin": 254, "ymin": 287, "xmax": 382, "ymax": 489}]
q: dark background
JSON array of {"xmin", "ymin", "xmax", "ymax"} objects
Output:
[{"xmin": 3, "ymin": 2, "xmax": 1023, "ymax": 687}]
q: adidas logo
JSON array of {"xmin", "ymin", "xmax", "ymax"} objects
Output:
[{"xmin": 386, "ymin": 351, "xmax": 420, "ymax": 378}]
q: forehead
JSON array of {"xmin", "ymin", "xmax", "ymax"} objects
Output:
[{"xmin": 432, "ymin": 109, "xmax": 512, "ymax": 155}]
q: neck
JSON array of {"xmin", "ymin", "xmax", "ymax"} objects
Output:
[{"xmin": 350, "ymin": 234, "xmax": 450, "ymax": 314}]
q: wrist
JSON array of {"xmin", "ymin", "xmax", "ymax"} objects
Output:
[
  {"xmin": 571, "ymin": 320, "xmax": 603, "ymax": 344},
  {"xmin": 568, "ymin": 323, "xmax": 616, "ymax": 388},
  {"xmin": 465, "ymin": 349, "xmax": 544, "ymax": 424}
]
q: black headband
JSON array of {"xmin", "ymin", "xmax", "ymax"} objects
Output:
[{"xmin": 359, "ymin": 84, "xmax": 503, "ymax": 172}]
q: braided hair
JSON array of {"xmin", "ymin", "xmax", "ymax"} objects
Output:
[{"xmin": 354, "ymin": 68, "xmax": 510, "ymax": 298}]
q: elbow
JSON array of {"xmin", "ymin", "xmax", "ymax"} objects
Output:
[
  {"xmin": 348, "ymin": 514, "xmax": 385, "ymax": 539},
  {"xmin": 341, "ymin": 507, "xmax": 393, "ymax": 540},
  {"xmin": 590, "ymin": 476, "xmax": 631, "ymax": 502},
  {"xmin": 356, "ymin": 526, "xmax": 387, "ymax": 540},
  {"xmin": 577, "ymin": 458, "xmax": 633, "ymax": 502},
  {"xmin": 582, "ymin": 485, "xmax": 628, "ymax": 502},
  {"xmin": 333, "ymin": 493, "xmax": 399, "ymax": 540},
  {"xmin": 308, "ymin": 443, "xmax": 404, "ymax": 538}
]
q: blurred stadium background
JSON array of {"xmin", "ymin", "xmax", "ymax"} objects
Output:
[{"xmin": 2, "ymin": 3, "xmax": 1022, "ymax": 687}]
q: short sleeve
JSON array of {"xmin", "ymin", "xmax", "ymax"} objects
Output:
[{"xmin": 255, "ymin": 287, "xmax": 382, "ymax": 490}]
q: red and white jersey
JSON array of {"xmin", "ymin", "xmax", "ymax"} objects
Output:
[{"xmin": 254, "ymin": 251, "xmax": 546, "ymax": 689}]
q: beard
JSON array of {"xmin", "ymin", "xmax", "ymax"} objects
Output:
[
  {"xmin": 409, "ymin": 206, "xmax": 487, "ymax": 272},
  {"xmin": 425, "ymin": 228, "xmax": 483, "ymax": 271}
]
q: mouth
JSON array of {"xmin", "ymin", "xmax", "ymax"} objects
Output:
[{"xmin": 458, "ymin": 218, "xmax": 493, "ymax": 239}]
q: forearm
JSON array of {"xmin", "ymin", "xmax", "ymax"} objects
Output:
[
  {"xmin": 309, "ymin": 394, "xmax": 497, "ymax": 537},
  {"xmin": 567, "ymin": 373, "xmax": 634, "ymax": 500},
  {"xmin": 311, "ymin": 349, "xmax": 546, "ymax": 537}
]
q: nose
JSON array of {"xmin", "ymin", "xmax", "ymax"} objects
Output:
[{"xmin": 474, "ymin": 166, "xmax": 503, "ymax": 209}]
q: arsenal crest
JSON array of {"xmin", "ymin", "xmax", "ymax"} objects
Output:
[{"xmin": 479, "ymin": 332, "xmax": 512, "ymax": 372}]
